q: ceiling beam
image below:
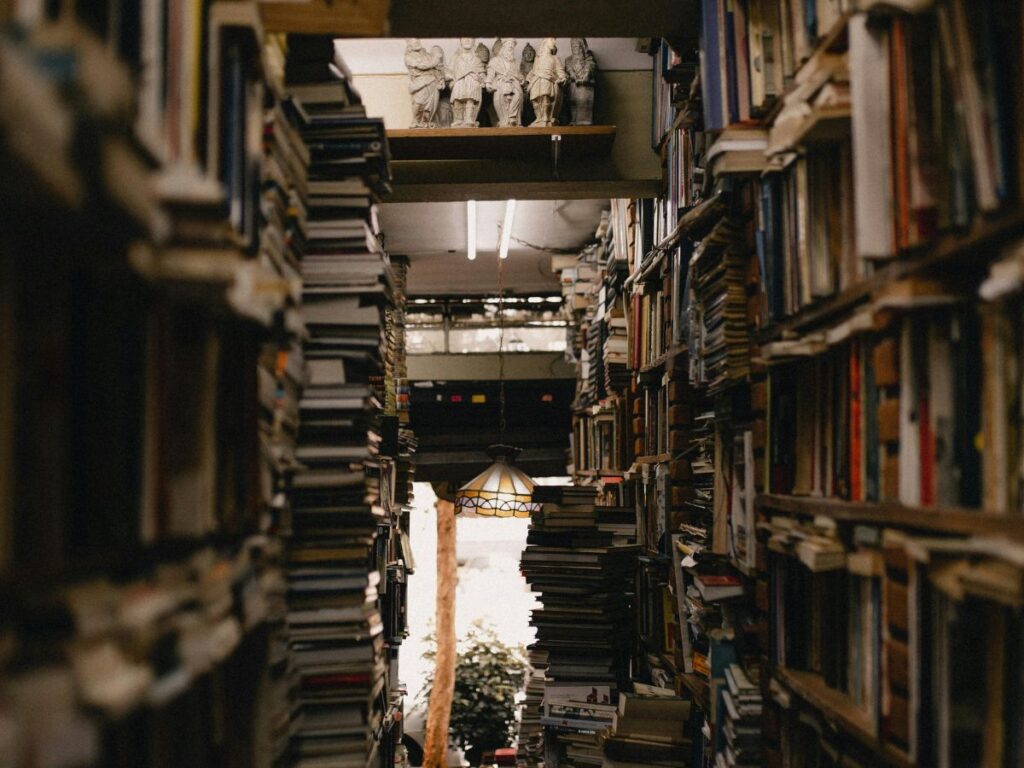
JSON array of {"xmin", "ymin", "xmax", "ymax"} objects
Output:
[
  {"xmin": 414, "ymin": 448, "xmax": 569, "ymax": 483},
  {"xmin": 388, "ymin": 0, "xmax": 696, "ymax": 39},
  {"xmin": 260, "ymin": 0, "xmax": 698, "ymax": 43}
]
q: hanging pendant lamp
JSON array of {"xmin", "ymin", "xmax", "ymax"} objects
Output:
[
  {"xmin": 453, "ymin": 203, "xmax": 539, "ymax": 518},
  {"xmin": 454, "ymin": 444, "xmax": 538, "ymax": 518}
]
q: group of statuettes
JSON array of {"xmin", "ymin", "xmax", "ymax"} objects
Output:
[{"xmin": 405, "ymin": 37, "xmax": 598, "ymax": 129}]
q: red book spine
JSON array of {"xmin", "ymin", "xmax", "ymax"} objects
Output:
[
  {"xmin": 919, "ymin": 391, "xmax": 934, "ymax": 506},
  {"xmin": 850, "ymin": 340, "xmax": 863, "ymax": 501}
]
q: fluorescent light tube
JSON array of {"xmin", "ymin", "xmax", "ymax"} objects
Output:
[
  {"xmin": 499, "ymin": 199, "xmax": 517, "ymax": 259},
  {"xmin": 467, "ymin": 199, "xmax": 477, "ymax": 261}
]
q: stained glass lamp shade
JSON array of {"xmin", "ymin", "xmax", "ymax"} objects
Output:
[{"xmin": 454, "ymin": 444, "xmax": 540, "ymax": 518}]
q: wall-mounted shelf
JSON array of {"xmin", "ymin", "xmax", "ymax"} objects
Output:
[
  {"xmin": 386, "ymin": 125, "xmax": 617, "ymax": 161},
  {"xmin": 757, "ymin": 493, "xmax": 1024, "ymax": 540}
]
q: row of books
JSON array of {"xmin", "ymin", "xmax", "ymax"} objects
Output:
[
  {"xmin": 764, "ymin": 512, "xmax": 1024, "ymax": 766},
  {"xmin": 760, "ymin": 279, "xmax": 1024, "ymax": 511}
]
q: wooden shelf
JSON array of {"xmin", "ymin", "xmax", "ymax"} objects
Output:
[
  {"xmin": 775, "ymin": 668, "xmax": 913, "ymax": 768},
  {"xmin": 779, "ymin": 104, "xmax": 851, "ymax": 150},
  {"xmin": 757, "ymin": 494, "xmax": 1024, "ymax": 540},
  {"xmin": 260, "ymin": 0, "xmax": 388, "ymax": 35},
  {"xmin": 639, "ymin": 353, "xmax": 668, "ymax": 375},
  {"xmin": 759, "ymin": 207, "xmax": 1024, "ymax": 343},
  {"xmin": 386, "ymin": 125, "xmax": 616, "ymax": 162}
]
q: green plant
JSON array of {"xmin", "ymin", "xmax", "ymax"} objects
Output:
[{"xmin": 420, "ymin": 620, "xmax": 528, "ymax": 766}]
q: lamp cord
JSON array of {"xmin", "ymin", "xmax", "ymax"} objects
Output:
[{"xmin": 497, "ymin": 249, "xmax": 506, "ymax": 445}]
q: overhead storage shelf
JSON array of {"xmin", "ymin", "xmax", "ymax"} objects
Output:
[{"xmin": 386, "ymin": 125, "xmax": 617, "ymax": 161}]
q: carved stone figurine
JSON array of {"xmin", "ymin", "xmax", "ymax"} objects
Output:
[
  {"xmin": 449, "ymin": 38, "xmax": 486, "ymax": 127},
  {"xmin": 432, "ymin": 45, "xmax": 453, "ymax": 127},
  {"xmin": 526, "ymin": 37, "xmax": 567, "ymax": 127},
  {"xmin": 519, "ymin": 42, "xmax": 537, "ymax": 125},
  {"xmin": 565, "ymin": 37, "xmax": 598, "ymax": 125},
  {"xmin": 486, "ymin": 39, "xmax": 525, "ymax": 127},
  {"xmin": 405, "ymin": 38, "xmax": 442, "ymax": 128}
]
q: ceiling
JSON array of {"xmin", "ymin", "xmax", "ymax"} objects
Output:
[{"xmin": 380, "ymin": 199, "xmax": 606, "ymax": 295}]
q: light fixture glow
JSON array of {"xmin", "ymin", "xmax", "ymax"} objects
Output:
[
  {"xmin": 454, "ymin": 445, "xmax": 539, "ymax": 518},
  {"xmin": 498, "ymin": 198, "xmax": 517, "ymax": 260},
  {"xmin": 466, "ymin": 199, "xmax": 477, "ymax": 261}
]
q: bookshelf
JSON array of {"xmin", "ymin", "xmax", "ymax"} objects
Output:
[
  {"xmin": 551, "ymin": 1, "xmax": 1024, "ymax": 767},
  {"xmin": 0, "ymin": 6, "xmax": 412, "ymax": 767}
]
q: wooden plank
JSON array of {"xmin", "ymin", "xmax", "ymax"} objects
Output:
[
  {"xmin": 775, "ymin": 668, "xmax": 914, "ymax": 768},
  {"xmin": 260, "ymin": 0, "xmax": 389, "ymax": 35},
  {"xmin": 387, "ymin": 125, "xmax": 616, "ymax": 161},
  {"xmin": 388, "ymin": 0, "xmax": 694, "ymax": 38},
  {"xmin": 757, "ymin": 494, "xmax": 1024, "ymax": 539}
]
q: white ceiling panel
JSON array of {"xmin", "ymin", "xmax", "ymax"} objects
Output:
[{"xmin": 380, "ymin": 199, "xmax": 606, "ymax": 295}]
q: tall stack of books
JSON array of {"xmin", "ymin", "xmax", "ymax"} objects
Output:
[
  {"xmin": 274, "ymin": 36, "xmax": 395, "ymax": 768},
  {"xmin": 521, "ymin": 485, "xmax": 639, "ymax": 766}
]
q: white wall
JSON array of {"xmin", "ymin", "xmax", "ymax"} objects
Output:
[{"xmin": 336, "ymin": 37, "xmax": 652, "ymax": 76}]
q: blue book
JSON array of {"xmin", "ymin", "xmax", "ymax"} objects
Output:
[{"xmin": 700, "ymin": 0, "xmax": 724, "ymax": 131}]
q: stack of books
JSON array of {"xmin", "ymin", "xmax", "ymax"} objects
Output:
[
  {"xmin": 275, "ymin": 37, "xmax": 395, "ymax": 768},
  {"xmin": 516, "ymin": 649, "xmax": 549, "ymax": 767},
  {"xmin": 601, "ymin": 227, "xmax": 632, "ymax": 393},
  {"xmin": 688, "ymin": 213, "xmax": 752, "ymax": 392},
  {"xmin": 521, "ymin": 485, "xmax": 639, "ymax": 765},
  {"xmin": 717, "ymin": 664, "xmax": 762, "ymax": 768},
  {"xmin": 602, "ymin": 694, "xmax": 693, "ymax": 768}
]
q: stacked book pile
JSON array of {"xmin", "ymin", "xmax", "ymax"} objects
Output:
[
  {"xmin": 679, "ymin": 553, "xmax": 744, "ymax": 681},
  {"xmin": 601, "ymin": 694, "xmax": 693, "ymax": 768},
  {"xmin": 516, "ymin": 649, "xmax": 549, "ymax": 767},
  {"xmin": 717, "ymin": 664, "xmax": 762, "ymax": 768},
  {"xmin": 274, "ymin": 37, "xmax": 395, "ymax": 768},
  {"xmin": 541, "ymin": 683, "xmax": 616, "ymax": 768},
  {"xmin": 522, "ymin": 485, "xmax": 639, "ymax": 766},
  {"xmin": 601, "ymin": 262, "xmax": 631, "ymax": 393},
  {"xmin": 688, "ymin": 215, "xmax": 751, "ymax": 392}
]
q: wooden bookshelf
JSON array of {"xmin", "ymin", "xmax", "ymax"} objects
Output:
[
  {"xmin": 774, "ymin": 668, "xmax": 914, "ymax": 768},
  {"xmin": 757, "ymin": 494, "xmax": 1024, "ymax": 540},
  {"xmin": 386, "ymin": 125, "xmax": 616, "ymax": 161}
]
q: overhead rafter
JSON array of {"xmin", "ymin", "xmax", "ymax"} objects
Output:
[
  {"xmin": 259, "ymin": 0, "xmax": 698, "ymax": 42},
  {"xmin": 389, "ymin": 0, "xmax": 696, "ymax": 40}
]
